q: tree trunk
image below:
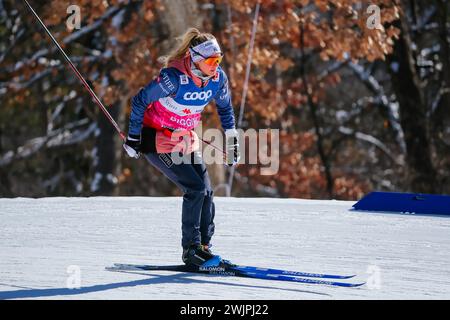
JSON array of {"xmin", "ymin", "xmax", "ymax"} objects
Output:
[
  {"xmin": 300, "ymin": 21, "xmax": 334, "ymax": 199},
  {"xmin": 93, "ymin": 98, "xmax": 122, "ymax": 195},
  {"xmin": 159, "ymin": 0, "xmax": 204, "ymax": 53},
  {"xmin": 387, "ymin": 10, "xmax": 437, "ymax": 193},
  {"xmin": 432, "ymin": 0, "xmax": 450, "ymax": 193},
  {"xmin": 0, "ymin": 126, "xmax": 13, "ymax": 197}
]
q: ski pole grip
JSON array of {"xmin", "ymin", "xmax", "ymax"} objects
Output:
[{"xmin": 122, "ymin": 143, "xmax": 140, "ymax": 159}]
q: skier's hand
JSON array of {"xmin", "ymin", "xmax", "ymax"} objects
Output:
[
  {"xmin": 225, "ymin": 129, "xmax": 240, "ymax": 167},
  {"xmin": 123, "ymin": 133, "xmax": 141, "ymax": 159}
]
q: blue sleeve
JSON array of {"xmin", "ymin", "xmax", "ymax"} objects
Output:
[
  {"xmin": 214, "ymin": 70, "xmax": 236, "ymax": 130},
  {"xmin": 128, "ymin": 68, "xmax": 179, "ymax": 136}
]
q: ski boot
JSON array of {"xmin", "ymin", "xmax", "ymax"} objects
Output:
[{"xmin": 182, "ymin": 244, "xmax": 221, "ymax": 267}]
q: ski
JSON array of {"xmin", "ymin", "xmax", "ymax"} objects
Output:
[
  {"xmin": 108, "ymin": 262, "xmax": 355, "ymax": 279},
  {"xmin": 234, "ymin": 270, "xmax": 364, "ymax": 287},
  {"xmin": 230, "ymin": 265, "xmax": 355, "ymax": 279},
  {"xmin": 106, "ymin": 263, "xmax": 364, "ymax": 288}
]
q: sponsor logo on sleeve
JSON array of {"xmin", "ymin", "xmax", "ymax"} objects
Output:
[{"xmin": 158, "ymin": 72, "xmax": 175, "ymax": 94}]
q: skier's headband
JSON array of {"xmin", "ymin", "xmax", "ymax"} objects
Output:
[{"xmin": 189, "ymin": 39, "xmax": 223, "ymax": 63}]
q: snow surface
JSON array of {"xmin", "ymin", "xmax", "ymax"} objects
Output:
[{"xmin": 0, "ymin": 197, "xmax": 449, "ymax": 300}]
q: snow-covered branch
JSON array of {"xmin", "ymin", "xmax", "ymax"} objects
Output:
[
  {"xmin": 0, "ymin": 28, "xmax": 25, "ymax": 64},
  {"xmin": 47, "ymin": 90, "xmax": 78, "ymax": 133},
  {"xmin": 0, "ymin": 119, "xmax": 96, "ymax": 167},
  {"xmin": 347, "ymin": 62, "xmax": 407, "ymax": 154},
  {"xmin": 317, "ymin": 60, "xmax": 348, "ymax": 81},
  {"xmin": 338, "ymin": 126, "xmax": 404, "ymax": 166},
  {"xmin": 1, "ymin": 55, "xmax": 102, "ymax": 97},
  {"xmin": 326, "ymin": 96, "xmax": 379, "ymax": 139},
  {"xmin": 411, "ymin": 7, "xmax": 436, "ymax": 32},
  {"xmin": 3, "ymin": 5, "xmax": 125, "ymax": 74},
  {"xmin": 42, "ymin": 170, "xmax": 83, "ymax": 194},
  {"xmin": 335, "ymin": 96, "xmax": 375, "ymax": 124}
]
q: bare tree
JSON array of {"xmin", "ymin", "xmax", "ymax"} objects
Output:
[{"xmin": 387, "ymin": 5, "xmax": 438, "ymax": 193}]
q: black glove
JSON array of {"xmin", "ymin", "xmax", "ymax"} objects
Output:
[
  {"xmin": 225, "ymin": 129, "xmax": 240, "ymax": 166},
  {"xmin": 123, "ymin": 133, "xmax": 141, "ymax": 159}
]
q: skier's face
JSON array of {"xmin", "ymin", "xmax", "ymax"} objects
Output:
[{"xmin": 197, "ymin": 54, "xmax": 222, "ymax": 76}]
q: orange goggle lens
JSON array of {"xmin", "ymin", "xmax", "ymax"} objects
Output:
[{"xmin": 203, "ymin": 55, "xmax": 223, "ymax": 66}]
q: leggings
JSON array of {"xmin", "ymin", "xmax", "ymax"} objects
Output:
[{"xmin": 144, "ymin": 151, "xmax": 215, "ymax": 249}]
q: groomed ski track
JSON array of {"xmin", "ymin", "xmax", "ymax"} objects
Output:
[{"xmin": 0, "ymin": 197, "xmax": 449, "ymax": 299}]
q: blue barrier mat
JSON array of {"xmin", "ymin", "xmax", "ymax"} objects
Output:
[{"xmin": 353, "ymin": 191, "xmax": 450, "ymax": 216}]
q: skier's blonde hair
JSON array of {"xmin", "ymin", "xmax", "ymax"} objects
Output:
[{"xmin": 161, "ymin": 28, "xmax": 216, "ymax": 67}]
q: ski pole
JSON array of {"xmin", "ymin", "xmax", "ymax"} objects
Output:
[
  {"xmin": 199, "ymin": 137, "xmax": 226, "ymax": 155},
  {"xmin": 22, "ymin": 0, "xmax": 126, "ymax": 141}
]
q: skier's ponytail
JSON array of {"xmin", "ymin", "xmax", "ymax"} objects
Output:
[{"xmin": 161, "ymin": 28, "xmax": 216, "ymax": 67}]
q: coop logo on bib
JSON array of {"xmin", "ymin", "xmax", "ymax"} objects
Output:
[{"xmin": 184, "ymin": 90, "xmax": 213, "ymax": 101}]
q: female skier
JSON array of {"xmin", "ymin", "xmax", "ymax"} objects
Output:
[{"xmin": 123, "ymin": 28, "xmax": 240, "ymax": 267}]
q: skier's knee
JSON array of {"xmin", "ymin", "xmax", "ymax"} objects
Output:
[{"xmin": 186, "ymin": 181, "xmax": 207, "ymax": 194}]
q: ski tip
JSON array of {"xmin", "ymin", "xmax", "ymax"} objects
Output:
[{"xmin": 348, "ymin": 282, "xmax": 366, "ymax": 287}]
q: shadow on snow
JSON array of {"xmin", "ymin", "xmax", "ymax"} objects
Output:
[{"xmin": 0, "ymin": 270, "xmax": 331, "ymax": 299}]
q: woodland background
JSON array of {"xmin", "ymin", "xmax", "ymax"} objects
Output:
[{"xmin": 0, "ymin": 0, "xmax": 449, "ymax": 199}]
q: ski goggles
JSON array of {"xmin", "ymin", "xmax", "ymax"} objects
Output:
[{"xmin": 203, "ymin": 54, "xmax": 223, "ymax": 66}]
